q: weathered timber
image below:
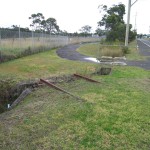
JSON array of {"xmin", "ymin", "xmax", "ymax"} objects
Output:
[{"xmin": 10, "ymin": 88, "xmax": 32, "ymax": 109}]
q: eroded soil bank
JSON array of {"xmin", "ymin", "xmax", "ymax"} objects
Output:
[{"xmin": 0, "ymin": 75, "xmax": 76, "ymax": 113}]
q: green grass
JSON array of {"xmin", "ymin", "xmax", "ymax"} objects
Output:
[
  {"xmin": 77, "ymin": 43, "xmax": 100, "ymax": 58},
  {"xmin": 77, "ymin": 43, "xmax": 124, "ymax": 58},
  {"xmin": 0, "ymin": 49, "xmax": 97, "ymax": 81},
  {"xmin": 126, "ymin": 40, "xmax": 147, "ymax": 61},
  {"xmin": 0, "ymin": 66, "xmax": 150, "ymax": 149},
  {"xmin": 77, "ymin": 40, "xmax": 147, "ymax": 61},
  {"xmin": 0, "ymin": 46, "xmax": 150, "ymax": 149},
  {"xmin": 0, "ymin": 48, "xmax": 97, "ymax": 113}
]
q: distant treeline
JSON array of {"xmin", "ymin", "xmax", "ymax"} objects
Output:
[
  {"xmin": 0, "ymin": 26, "xmax": 30, "ymax": 32},
  {"xmin": 0, "ymin": 25, "xmax": 32, "ymax": 39}
]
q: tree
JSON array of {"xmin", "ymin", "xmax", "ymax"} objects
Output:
[
  {"xmin": 137, "ymin": 34, "xmax": 143, "ymax": 39},
  {"xmin": 11, "ymin": 25, "xmax": 30, "ymax": 32},
  {"xmin": 29, "ymin": 13, "xmax": 60, "ymax": 34},
  {"xmin": 95, "ymin": 28, "xmax": 106, "ymax": 36},
  {"xmin": 43, "ymin": 18, "xmax": 59, "ymax": 34},
  {"xmin": 29, "ymin": 13, "xmax": 45, "ymax": 31},
  {"xmin": 98, "ymin": 3, "xmax": 136, "ymax": 42},
  {"xmin": 79, "ymin": 25, "xmax": 92, "ymax": 36}
]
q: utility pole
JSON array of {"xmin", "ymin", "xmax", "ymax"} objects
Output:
[
  {"xmin": 125, "ymin": 0, "xmax": 138, "ymax": 47},
  {"xmin": 134, "ymin": 12, "xmax": 137, "ymax": 31},
  {"xmin": 125, "ymin": 0, "xmax": 131, "ymax": 47},
  {"xmin": 19, "ymin": 25, "xmax": 21, "ymax": 49}
]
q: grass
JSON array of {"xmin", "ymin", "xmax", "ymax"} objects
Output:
[
  {"xmin": 0, "ymin": 36, "xmax": 99, "ymax": 59},
  {"xmin": 77, "ymin": 42, "xmax": 124, "ymax": 58},
  {"xmin": 126, "ymin": 40, "xmax": 147, "ymax": 61},
  {"xmin": 77, "ymin": 40, "xmax": 147, "ymax": 60},
  {"xmin": 0, "ymin": 48, "xmax": 97, "ymax": 112},
  {"xmin": 0, "ymin": 49, "xmax": 97, "ymax": 81},
  {"xmin": 77, "ymin": 43, "xmax": 100, "ymax": 58},
  {"xmin": 0, "ymin": 66, "xmax": 150, "ymax": 149},
  {"xmin": 0, "ymin": 48, "xmax": 97, "ymax": 113},
  {"xmin": 0, "ymin": 44, "xmax": 150, "ymax": 149}
]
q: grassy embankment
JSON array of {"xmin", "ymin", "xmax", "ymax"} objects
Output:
[
  {"xmin": 77, "ymin": 40, "xmax": 147, "ymax": 60},
  {"xmin": 0, "ymin": 36, "xmax": 99, "ymax": 62},
  {"xmin": 0, "ymin": 49, "xmax": 97, "ymax": 80},
  {"xmin": 0, "ymin": 48, "xmax": 97, "ymax": 112},
  {"xmin": 0, "ymin": 42, "xmax": 150, "ymax": 149}
]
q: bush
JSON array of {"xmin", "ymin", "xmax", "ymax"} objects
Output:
[{"xmin": 122, "ymin": 46, "xmax": 130, "ymax": 54}]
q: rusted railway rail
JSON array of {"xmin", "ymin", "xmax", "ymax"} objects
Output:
[
  {"xmin": 40, "ymin": 74, "xmax": 100, "ymax": 101},
  {"xmin": 73, "ymin": 73, "xmax": 100, "ymax": 83},
  {"xmin": 40, "ymin": 79, "xmax": 84, "ymax": 101}
]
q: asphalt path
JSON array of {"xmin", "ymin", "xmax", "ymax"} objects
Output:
[
  {"xmin": 137, "ymin": 39, "xmax": 150, "ymax": 56},
  {"xmin": 56, "ymin": 44, "xmax": 98, "ymax": 63},
  {"xmin": 127, "ymin": 39, "xmax": 150, "ymax": 70},
  {"xmin": 56, "ymin": 39, "xmax": 150, "ymax": 70}
]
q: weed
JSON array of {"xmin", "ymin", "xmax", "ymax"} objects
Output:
[{"xmin": 122, "ymin": 46, "xmax": 130, "ymax": 54}]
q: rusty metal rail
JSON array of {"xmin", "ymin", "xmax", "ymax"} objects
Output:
[
  {"xmin": 73, "ymin": 74, "xmax": 100, "ymax": 83},
  {"xmin": 40, "ymin": 79, "xmax": 84, "ymax": 101}
]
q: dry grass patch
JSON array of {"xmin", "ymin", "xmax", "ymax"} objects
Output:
[
  {"xmin": 77, "ymin": 43, "xmax": 124, "ymax": 58},
  {"xmin": 99, "ymin": 45, "xmax": 123, "ymax": 57},
  {"xmin": 77, "ymin": 40, "xmax": 147, "ymax": 61}
]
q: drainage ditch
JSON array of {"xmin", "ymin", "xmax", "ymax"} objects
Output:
[
  {"xmin": 0, "ymin": 68, "xmax": 111, "ymax": 114},
  {"xmin": 0, "ymin": 75, "xmax": 75, "ymax": 113}
]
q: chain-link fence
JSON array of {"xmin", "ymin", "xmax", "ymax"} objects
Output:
[{"xmin": 0, "ymin": 29, "xmax": 100, "ymax": 62}]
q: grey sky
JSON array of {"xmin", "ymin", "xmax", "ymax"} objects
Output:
[{"xmin": 0, "ymin": 0, "xmax": 149, "ymax": 34}]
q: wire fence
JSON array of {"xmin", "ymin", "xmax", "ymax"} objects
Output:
[{"xmin": 0, "ymin": 29, "xmax": 100, "ymax": 63}]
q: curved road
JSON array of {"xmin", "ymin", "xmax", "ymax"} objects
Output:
[{"xmin": 57, "ymin": 39, "xmax": 150, "ymax": 70}]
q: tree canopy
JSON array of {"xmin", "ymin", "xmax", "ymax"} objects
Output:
[
  {"xmin": 79, "ymin": 25, "xmax": 92, "ymax": 36},
  {"xmin": 29, "ymin": 13, "xmax": 59, "ymax": 34},
  {"xmin": 42, "ymin": 18, "xmax": 59, "ymax": 34},
  {"xmin": 29, "ymin": 13, "xmax": 45, "ymax": 30},
  {"xmin": 98, "ymin": 4, "xmax": 136, "ymax": 42}
]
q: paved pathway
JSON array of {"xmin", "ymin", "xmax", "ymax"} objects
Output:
[
  {"xmin": 56, "ymin": 44, "xmax": 97, "ymax": 63},
  {"xmin": 127, "ymin": 40, "xmax": 150, "ymax": 70},
  {"xmin": 56, "ymin": 39, "xmax": 150, "ymax": 70}
]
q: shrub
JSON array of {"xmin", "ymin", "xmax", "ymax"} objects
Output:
[{"xmin": 122, "ymin": 46, "xmax": 130, "ymax": 54}]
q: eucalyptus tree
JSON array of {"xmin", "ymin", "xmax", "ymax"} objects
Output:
[
  {"xmin": 98, "ymin": 4, "xmax": 136, "ymax": 42},
  {"xmin": 43, "ymin": 18, "xmax": 60, "ymax": 35},
  {"xmin": 79, "ymin": 25, "xmax": 92, "ymax": 36},
  {"xmin": 29, "ymin": 13, "xmax": 45, "ymax": 31}
]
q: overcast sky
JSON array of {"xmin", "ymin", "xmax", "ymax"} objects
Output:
[{"xmin": 0, "ymin": 0, "xmax": 149, "ymax": 34}]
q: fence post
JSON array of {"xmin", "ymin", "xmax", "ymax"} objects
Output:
[
  {"xmin": 42, "ymin": 31, "xmax": 44, "ymax": 50},
  {"xmin": 49, "ymin": 32, "xmax": 51, "ymax": 47},
  {"xmin": 19, "ymin": 25, "xmax": 21, "ymax": 50},
  {"xmin": 32, "ymin": 29, "xmax": 34, "ymax": 49}
]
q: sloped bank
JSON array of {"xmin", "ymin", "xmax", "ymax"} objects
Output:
[
  {"xmin": 0, "ymin": 75, "xmax": 76, "ymax": 113},
  {"xmin": 0, "ymin": 79, "xmax": 39, "ymax": 113}
]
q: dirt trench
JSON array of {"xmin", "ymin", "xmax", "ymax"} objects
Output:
[{"xmin": 0, "ymin": 75, "xmax": 75, "ymax": 113}]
